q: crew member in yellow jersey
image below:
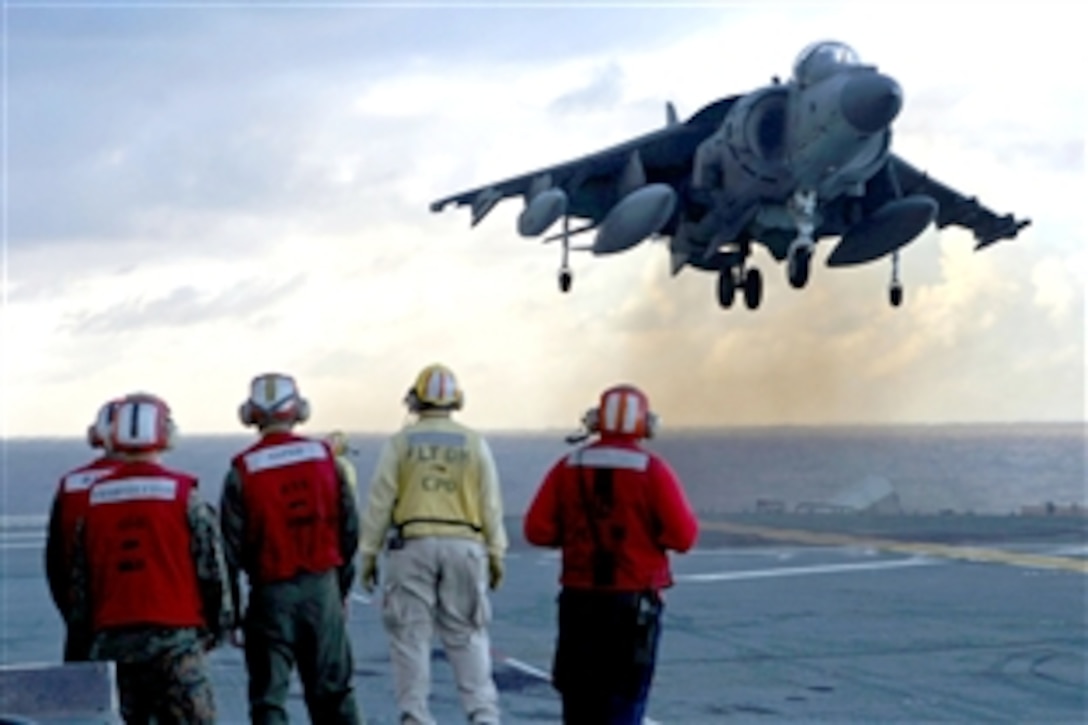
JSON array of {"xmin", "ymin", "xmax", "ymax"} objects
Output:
[
  {"xmin": 326, "ymin": 430, "xmax": 359, "ymax": 495},
  {"xmin": 359, "ymin": 363, "xmax": 507, "ymax": 725}
]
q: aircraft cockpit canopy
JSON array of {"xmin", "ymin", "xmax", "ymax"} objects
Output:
[{"xmin": 793, "ymin": 41, "xmax": 861, "ymax": 86}]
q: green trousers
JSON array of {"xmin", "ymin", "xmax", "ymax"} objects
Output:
[{"xmin": 244, "ymin": 570, "xmax": 362, "ymax": 725}]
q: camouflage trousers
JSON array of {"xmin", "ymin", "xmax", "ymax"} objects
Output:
[{"xmin": 93, "ymin": 627, "xmax": 216, "ymax": 725}]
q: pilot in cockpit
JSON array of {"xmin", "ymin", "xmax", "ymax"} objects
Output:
[{"xmin": 793, "ymin": 41, "xmax": 862, "ymax": 87}]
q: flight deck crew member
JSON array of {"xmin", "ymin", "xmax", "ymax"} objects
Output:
[
  {"xmin": 45, "ymin": 398, "xmax": 123, "ymax": 662},
  {"xmin": 524, "ymin": 384, "xmax": 698, "ymax": 725},
  {"xmin": 70, "ymin": 392, "xmax": 233, "ymax": 724},
  {"xmin": 327, "ymin": 430, "xmax": 360, "ymax": 494},
  {"xmin": 359, "ymin": 363, "xmax": 507, "ymax": 725},
  {"xmin": 220, "ymin": 372, "xmax": 362, "ymax": 725}
]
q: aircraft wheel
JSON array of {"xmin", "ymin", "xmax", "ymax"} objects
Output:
[
  {"xmin": 889, "ymin": 283, "xmax": 903, "ymax": 307},
  {"xmin": 788, "ymin": 247, "xmax": 811, "ymax": 289},
  {"xmin": 743, "ymin": 268, "xmax": 763, "ymax": 310},
  {"xmin": 558, "ymin": 269, "xmax": 573, "ymax": 293},
  {"xmin": 717, "ymin": 269, "xmax": 736, "ymax": 309}
]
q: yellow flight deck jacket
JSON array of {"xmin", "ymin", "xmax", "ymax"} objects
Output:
[{"xmin": 360, "ymin": 414, "xmax": 508, "ymax": 558}]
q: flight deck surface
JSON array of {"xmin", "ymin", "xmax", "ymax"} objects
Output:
[{"xmin": 2, "ymin": 513, "xmax": 1086, "ymax": 724}]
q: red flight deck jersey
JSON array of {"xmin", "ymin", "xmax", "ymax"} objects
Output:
[
  {"xmin": 54, "ymin": 456, "xmax": 120, "ymax": 566},
  {"xmin": 84, "ymin": 461, "xmax": 203, "ymax": 631},
  {"xmin": 524, "ymin": 435, "xmax": 698, "ymax": 592},
  {"xmin": 232, "ymin": 431, "xmax": 343, "ymax": 584}
]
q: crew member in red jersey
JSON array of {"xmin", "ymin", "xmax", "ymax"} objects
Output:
[
  {"xmin": 524, "ymin": 384, "xmax": 698, "ymax": 725},
  {"xmin": 71, "ymin": 392, "xmax": 233, "ymax": 724},
  {"xmin": 44, "ymin": 398, "xmax": 123, "ymax": 662},
  {"xmin": 219, "ymin": 372, "xmax": 361, "ymax": 725}
]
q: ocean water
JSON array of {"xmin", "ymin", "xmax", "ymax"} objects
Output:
[{"xmin": 2, "ymin": 424, "xmax": 1085, "ymax": 529}]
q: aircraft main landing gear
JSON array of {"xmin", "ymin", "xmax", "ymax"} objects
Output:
[{"xmin": 717, "ymin": 265, "xmax": 763, "ymax": 310}]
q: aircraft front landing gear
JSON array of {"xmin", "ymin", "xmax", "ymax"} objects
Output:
[
  {"xmin": 786, "ymin": 189, "xmax": 817, "ymax": 289},
  {"xmin": 559, "ymin": 268, "xmax": 573, "ymax": 293}
]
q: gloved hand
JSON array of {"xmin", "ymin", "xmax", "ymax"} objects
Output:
[
  {"xmin": 360, "ymin": 553, "xmax": 379, "ymax": 593},
  {"xmin": 488, "ymin": 553, "xmax": 504, "ymax": 591}
]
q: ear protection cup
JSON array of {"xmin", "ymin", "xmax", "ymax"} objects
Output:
[{"xmin": 238, "ymin": 401, "xmax": 255, "ymax": 427}]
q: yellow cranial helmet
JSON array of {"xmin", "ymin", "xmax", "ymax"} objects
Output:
[
  {"xmin": 327, "ymin": 430, "xmax": 349, "ymax": 456},
  {"xmin": 405, "ymin": 363, "xmax": 464, "ymax": 412}
]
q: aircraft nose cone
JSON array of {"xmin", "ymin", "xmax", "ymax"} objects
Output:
[{"xmin": 840, "ymin": 72, "xmax": 902, "ymax": 133}]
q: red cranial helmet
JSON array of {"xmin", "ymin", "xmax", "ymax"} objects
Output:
[
  {"xmin": 108, "ymin": 392, "xmax": 176, "ymax": 454},
  {"xmin": 86, "ymin": 398, "xmax": 122, "ymax": 450},
  {"xmin": 583, "ymin": 384, "xmax": 658, "ymax": 439}
]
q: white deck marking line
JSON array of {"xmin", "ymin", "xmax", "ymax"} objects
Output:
[
  {"xmin": 699, "ymin": 520, "xmax": 1088, "ymax": 574},
  {"xmin": 677, "ymin": 557, "xmax": 933, "ymax": 583},
  {"xmin": 496, "ymin": 655, "xmax": 662, "ymax": 724}
]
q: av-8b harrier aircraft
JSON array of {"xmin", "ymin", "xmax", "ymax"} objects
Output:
[{"xmin": 431, "ymin": 41, "xmax": 1030, "ymax": 310}]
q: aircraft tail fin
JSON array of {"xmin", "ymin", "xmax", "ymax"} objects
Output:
[{"xmin": 666, "ymin": 102, "xmax": 679, "ymax": 127}]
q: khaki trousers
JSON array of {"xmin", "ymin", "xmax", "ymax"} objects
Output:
[{"xmin": 381, "ymin": 536, "xmax": 500, "ymax": 724}]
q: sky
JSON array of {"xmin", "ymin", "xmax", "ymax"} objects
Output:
[{"xmin": 1, "ymin": 0, "xmax": 1084, "ymax": 437}]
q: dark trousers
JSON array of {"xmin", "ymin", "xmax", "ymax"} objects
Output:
[
  {"xmin": 62, "ymin": 624, "xmax": 93, "ymax": 663},
  {"xmin": 552, "ymin": 588, "xmax": 663, "ymax": 725},
  {"xmin": 244, "ymin": 570, "xmax": 361, "ymax": 725}
]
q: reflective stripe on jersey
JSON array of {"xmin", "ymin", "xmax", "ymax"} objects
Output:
[
  {"xmin": 63, "ymin": 468, "xmax": 113, "ymax": 493},
  {"xmin": 565, "ymin": 447, "xmax": 649, "ymax": 471},
  {"xmin": 243, "ymin": 440, "xmax": 327, "ymax": 473},
  {"xmin": 406, "ymin": 431, "xmax": 466, "ymax": 448},
  {"xmin": 90, "ymin": 477, "xmax": 178, "ymax": 505}
]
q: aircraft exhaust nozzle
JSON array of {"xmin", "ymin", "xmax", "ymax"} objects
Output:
[
  {"xmin": 517, "ymin": 188, "xmax": 568, "ymax": 237},
  {"xmin": 840, "ymin": 72, "xmax": 902, "ymax": 134},
  {"xmin": 594, "ymin": 184, "xmax": 677, "ymax": 255}
]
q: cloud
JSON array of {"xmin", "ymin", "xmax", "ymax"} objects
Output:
[
  {"xmin": 549, "ymin": 63, "xmax": 625, "ymax": 115},
  {"xmin": 61, "ymin": 275, "xmax": 305, "ymax": 335},
  {"xmin": 3, "ymin": 3, "xmax": 1085, "ymax": 434}
]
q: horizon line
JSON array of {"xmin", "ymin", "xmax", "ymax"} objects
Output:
[{"xmin": 4, "ymin": 419, "xmax": 1085, "ymax": 441}]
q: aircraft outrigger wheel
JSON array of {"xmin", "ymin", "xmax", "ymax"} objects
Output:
[{"xmin": 558, "ymin": 268, "xmax": 573, "ymax": 293}]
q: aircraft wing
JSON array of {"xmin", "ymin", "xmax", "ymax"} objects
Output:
[
  {"xmin": 888, "ymin": 155, "xmax": 1031, "ymax": 250},
  {"xmin": 429, "ymin": 97, "xmax": 738, "ymax": 227}
]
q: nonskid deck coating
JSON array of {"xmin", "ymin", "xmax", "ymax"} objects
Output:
[{"xmin": 1, "ymin": 514, "xmax": 1085, "ymax": 723}]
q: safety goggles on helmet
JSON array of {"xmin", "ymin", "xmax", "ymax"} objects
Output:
[
  {"xmin": 404, "ymin": 363, "xmax": 463, "ymax": 412},
  {"xmin": 108, "ymin": 392, "xmax": 176, "ymax": 454},
  {"xmin": 238, "ymin": 372, "xmax": 311, "ymax": 428},
  {"xmin": 86, "ymin": 398, "xmax": 122, "ymax": 450},
  {"xmin": 583, "ymin": 384, "xmax": 658, "ymax": 439}
]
